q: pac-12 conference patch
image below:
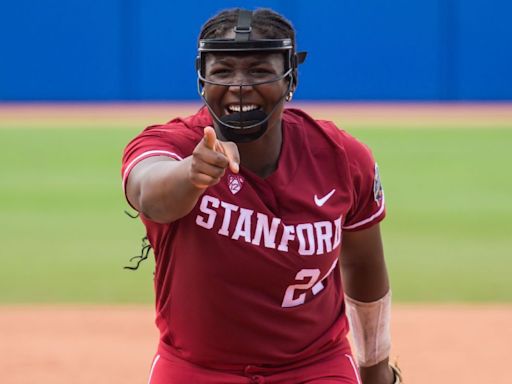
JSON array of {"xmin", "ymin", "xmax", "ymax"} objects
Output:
[
  {"xmin": 228, "ymin": 174, "xmax": 244, "ymax": 195},
  {"xmin": 373, "ymin": 163, "xmax": 384, "ymax": 206}
]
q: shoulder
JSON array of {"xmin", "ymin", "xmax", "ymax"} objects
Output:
[
  {"xmin": 123, "ymin": 107, "xmax": 211, "ymax": 155},
  {"xmin": 283, "ymin": 107, "xmax": 372, "ymax": 160},
  {"xmin": 122, "ymin": 107, "xmax": 212, "ymax": 182}
]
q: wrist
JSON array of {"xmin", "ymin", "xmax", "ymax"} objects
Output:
[
  {"xmin": 359, "ymin": 359, "xmax": 394, "ymax": 383},
  {"xmin": 345, "ymin": 290, "xmax": 392, "ymax": 367}
]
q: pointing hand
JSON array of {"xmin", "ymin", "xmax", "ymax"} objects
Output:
[{"xmin": 189, "ymin": 126, "xmax": 240, "ymax": 188}]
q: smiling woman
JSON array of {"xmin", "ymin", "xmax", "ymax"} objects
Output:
[
  {"xmin": 121, "ymin": 8, "xmax": 400, "ymax": 384},
  {"xmin": 196, "ymin": 9, "xmax": 305, "ymax": 144}
]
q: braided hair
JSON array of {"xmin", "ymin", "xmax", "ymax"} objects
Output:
[
  {"xmin": 199, "ymin": 8, "xmax": 300, "ymax": 86},
  {"xmin": 200, "ymin": 8, "xmax": 296, "ymax": 44}
]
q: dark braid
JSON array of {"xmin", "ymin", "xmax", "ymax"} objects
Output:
[
  {"xmin": 200, "ymin": 8, "xmax": 296, "ymax": 46},
  {"xmin": 200, "ymin": 9, "xmax": 239, "ymax": 40}
]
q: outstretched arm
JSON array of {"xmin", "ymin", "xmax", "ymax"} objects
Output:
[
  {"xmin": 340, "ymin": 223, "xmax": 396, "ymax": 384},
  {"xmin": 125, "ymin": 126, "xmax": 239, "ymax": 223}
]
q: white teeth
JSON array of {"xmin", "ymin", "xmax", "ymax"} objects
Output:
[
  {"xmin": 227, "ymin": 104, "xmax": 259, "ymax": 113},
  {"xmin": 243, "ymin": 104, "xmax": 258, "ymax": 112}
]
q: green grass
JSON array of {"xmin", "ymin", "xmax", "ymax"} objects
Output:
[
  {"xmin": 354, "ymin": 127, "xmax": 512, "ymax": 302},
  {"xmin": 1, "ymin": 124, "xmax": 511, "ymax": 303},
  {"xmin": 0, "ymin": 127, "xmax": 154, "ymax": 303}
]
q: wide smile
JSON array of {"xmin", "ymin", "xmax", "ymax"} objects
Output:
[{"xmin": 224, "ymin": 103, "xmax": 263, "ymax": 115}]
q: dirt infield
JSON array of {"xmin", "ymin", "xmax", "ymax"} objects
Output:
[
  {"xmin": 1, "ymin": 102, "xmax": 511, "ymax": 129},
  {"xmin": 1, "ymin": 305, "xmax": 510, "ymax": 384}
]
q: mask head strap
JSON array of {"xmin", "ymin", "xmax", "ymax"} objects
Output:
[{"xmin": 234, "ymin": 10, "xmax": 252, "ymax": 42}]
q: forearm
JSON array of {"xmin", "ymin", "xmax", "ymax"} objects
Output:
[
  {"xmin": 340, "ymin": 225, "xmax": 395, "ymax": 383},
  {"xmin": 342, "ymin": 257, "xmax": 389, "ymax": 302},
  {"xmin": 136, "ymin": 157, "xmax": 205, "ymax": 223},
  {"xmin": 345, "ymin": 285, "xmax": 394, "ymax": 384}
]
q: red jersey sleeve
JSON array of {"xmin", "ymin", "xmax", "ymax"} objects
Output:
[
  {"xmin": 339, "ymin": 130, "xmax": 386, "ymax": 231},
  {"xmin": 121, "ymin": 116, "xmax": 204, "ymax": 197}
]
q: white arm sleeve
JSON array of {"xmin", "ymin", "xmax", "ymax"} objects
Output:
[{"xmin": 345, "ymin": 290, "xmax": 392, "ymax": 367}]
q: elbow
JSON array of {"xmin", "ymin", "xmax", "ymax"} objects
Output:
[
  {"xmin": 138, "ymin": 187, "xmax": 184, "ymax": 224},
  {"xmin": 138, "ymin": 193, "xmax": 175, "ymax": 224}
]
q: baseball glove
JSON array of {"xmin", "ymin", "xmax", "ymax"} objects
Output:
[{"xmin": 390, "ymin": 363, "xmax": 404, "ymax": 384}]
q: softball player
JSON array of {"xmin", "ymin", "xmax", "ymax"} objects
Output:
[{"xmin": 122, "ymin": 8, "xmax": 402, "ymax": 384}]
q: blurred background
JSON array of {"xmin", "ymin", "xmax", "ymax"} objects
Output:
[
  {"xmin": 1, "ymin": 0, "xmax": 511, "ymax": 101},
  {"xmin": 1, "ymin": 0, "xmax": 511, "ymax": 302},
  {"xmin": 0, "ymin": 1, "xmax": 511, "ymax": 383}
]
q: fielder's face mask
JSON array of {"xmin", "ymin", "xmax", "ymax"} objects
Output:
[{"xmin": 196, "ymin": 10, "xmax": 307, "ymax": 143}]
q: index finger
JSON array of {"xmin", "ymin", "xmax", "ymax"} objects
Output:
[{"xmin": 203, "ymin": 126, "xmax": 217, "ymax": 150}]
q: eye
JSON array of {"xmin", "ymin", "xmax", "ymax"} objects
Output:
[
  {"xmin": 250, "ymin": 68, "xmax": 276, "ymax": 79},
  {"xmin": 251, "ymin": 68, "xmax": 273, "ymax": 75},
  {"xmin": 208, "ymin": 68, "xmax": 232, "ymax": 77}
]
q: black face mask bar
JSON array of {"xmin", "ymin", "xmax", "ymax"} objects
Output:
[
  {"xmin": 197, "ymin": 68, "xmax": 294, "ymax": 142},
  {"xmin": 195, "ymin": 9, "xmax": 307, "ymax": 143}
]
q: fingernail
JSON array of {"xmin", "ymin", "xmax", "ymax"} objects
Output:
[{"xmin": 233, "ymin": 163, "xmax": 239, "ymax": 173}]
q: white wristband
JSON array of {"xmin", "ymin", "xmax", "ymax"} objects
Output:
[{"xmin": 344, "ymin": 290, "xmax": 392, "ymax": 367}]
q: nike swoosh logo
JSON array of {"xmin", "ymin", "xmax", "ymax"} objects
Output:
[{"xmin": 314, "ymin": 189, "xmax": 336, "ymax": 207}]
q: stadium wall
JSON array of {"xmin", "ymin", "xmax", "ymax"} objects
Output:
[{"xmin": 1, "ymin": 0, "xmax": 510, "ymax": 101}]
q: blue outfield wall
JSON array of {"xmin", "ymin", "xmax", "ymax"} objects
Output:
[{"xmin": 1, "ymin": 0, "xmax": 511, "ymax": 101}]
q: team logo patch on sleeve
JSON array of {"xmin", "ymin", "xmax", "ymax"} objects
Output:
[
  {"xmin": 228, "ymin": 174, "xmax": 244, "ymax": 195},
  {"xmin": 373, "ymin": 163, "xmax": 384, "ymax": 206}
]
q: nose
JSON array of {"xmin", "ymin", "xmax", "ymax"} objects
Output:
[
  {"xmin": 227, "ymin": 74, "xmax": 254, "ymax": 96},
  {"xmin": 228, "ymin": 83, "xmax": 253, "ymax": 95}
]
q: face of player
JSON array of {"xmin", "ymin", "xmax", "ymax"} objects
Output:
[{"xmin": 203, "ymin": 49, "xmax": 291, "ymax": 141}]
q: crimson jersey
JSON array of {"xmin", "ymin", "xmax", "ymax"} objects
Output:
[{"xmin": 121, "ymin": 107, "xmax": 385, "ymax": 370}]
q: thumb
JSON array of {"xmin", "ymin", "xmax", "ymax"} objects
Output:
[{"xmin": 203, "ymin": 126, "xmax": 217, "ymax": 150}]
